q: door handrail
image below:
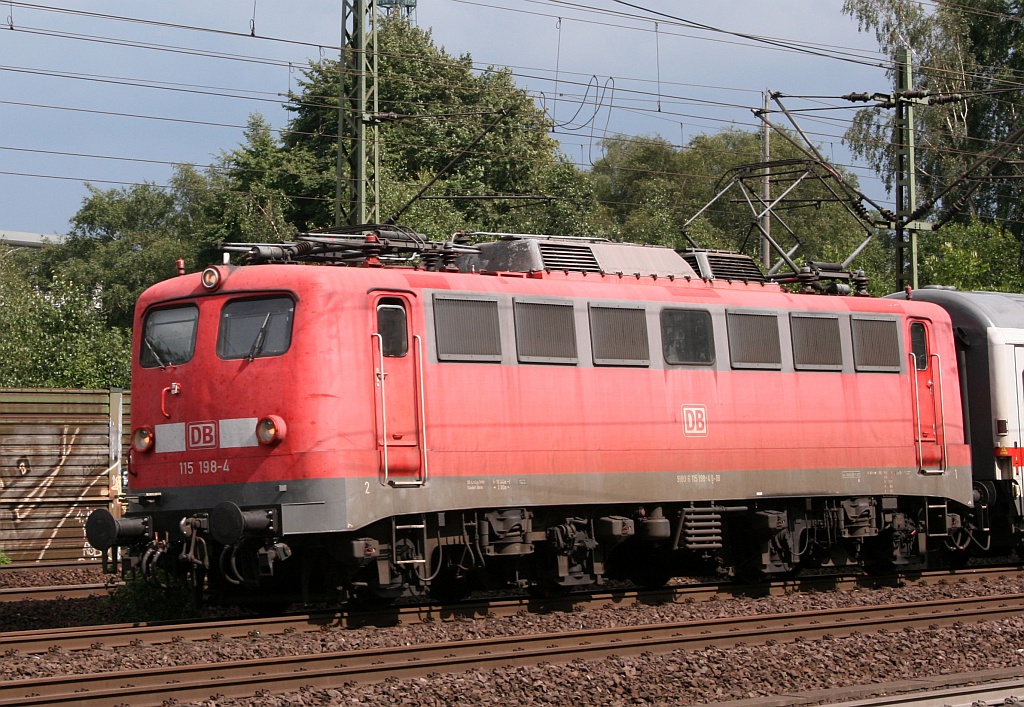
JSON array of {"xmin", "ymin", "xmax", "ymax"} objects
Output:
[
  {"xmin": 372, "ymin": 332, "xmax": 390, "ymax": 486},
  {"xmin": 414, "ymin": 334, "xmax": 429, "ymax": 485},
  {"xmin": 909, "ymin": 352, "xmax": 924, "ymax": 473},
  {"xmin": 929, "ymin": 351, "xmax": 948, "ymax": 474}
]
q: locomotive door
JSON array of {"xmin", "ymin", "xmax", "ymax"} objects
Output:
[
  {"xmin": 909, "ymin": 319, "xmax": 946, "ymax": 473},
  {"xmin": 371, "ymin": 294, "xmax": 427, "ymax": 487}
]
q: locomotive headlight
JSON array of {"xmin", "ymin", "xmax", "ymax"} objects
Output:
[
  {"xmin": 201, "ymin": 266, "xmax": 223, "ymax": 291},
  {"xmin": 131, "ymin": 427, "xmax": 155, "ymax": 453},
  {"xmin": 256, "ymin": 415, "xmax": 287, "ymax": 445}
]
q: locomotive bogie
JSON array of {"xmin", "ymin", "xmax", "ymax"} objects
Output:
[{"xmin": 88, "ymin": 237, "xmax": 1024, "ymax": 605}]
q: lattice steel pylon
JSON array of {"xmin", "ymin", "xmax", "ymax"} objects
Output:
[
  {"xmin": 336, "ymin": 0, "xmax": 380, "ymax": 226},
  {"xmin": 893, "ymin": 47, "xmax": 926, "ymax": 291}
]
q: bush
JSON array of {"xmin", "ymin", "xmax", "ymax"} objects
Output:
[{"xmin": 107, "ymin": 571, "xmax": 202, "ymax": 623}]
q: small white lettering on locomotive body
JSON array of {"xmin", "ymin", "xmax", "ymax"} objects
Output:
[
  {"xmin": 179, "ymin": 459, "xmax": 231, "ymax": 475},
  {"xmin": 466, "ymin": 479, "xmax": 486, "ymax": 490},
  {"xmin": 676, "ymin": 473, "xmax": 722, "ymax": 484}
]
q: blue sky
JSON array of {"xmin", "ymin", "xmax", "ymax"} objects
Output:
[{"xmin": 0, "ymin": 1, "xmax": 889, "ymax": 236}]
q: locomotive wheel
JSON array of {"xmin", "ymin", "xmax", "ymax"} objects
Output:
[
  {"xmin": 730, "ymin": 565, "xmax": 768, "ymax": 585},
  {"xmin": 860, "ymin": 529, "xmax": 906, "ymax": 577},
  {"xmin": 625, "ymin": 541, "xmax": 673, "ymax": 589}
]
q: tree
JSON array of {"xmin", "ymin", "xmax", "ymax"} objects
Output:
[
  {"xmin": 842, "ymin": 0, "xmax": 1024, "ymax": 235},
  {"xmin": 0, "ymin": 251, "xmax": 130, "ymax": 388},
  {"xmin": 30, "ymin": 167, "xmax": 213, "ymax": 330},
  {"xmin": 917, "ymin": 220, "xmax": 1024, "ymax": 291},
  {"xmin": 29, "ymin": 116, "xmax": 305, "ymax": 331},
  {"xmin": 204, "ymin": 115, "xmax": 303, "ymax": 245},
  {"xmin": 592, "ymin": 130, "xmax": 881, "ymax": 272},
  {"xmin": 282, "ymin": 16, "xmax": 600, "ymax": 237}
]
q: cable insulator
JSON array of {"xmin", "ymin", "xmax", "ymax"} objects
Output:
[
  {"xmin": 907, "ymin": 199, "xmax": 936, "ymax": 222},
  {"xmin": 842, "ymin": 92, "xmax": 871, "ymax": 103},
  {"xmin": 851, "ymin": 270, "xmax": 870, "ymax": 297},
  {"xmin": 928, "ymin": 93, "xmax": 965, "ymax": 106},
  {"xmin": 797, "ymin": 267, "xmax": 818, "ymax": 295}
]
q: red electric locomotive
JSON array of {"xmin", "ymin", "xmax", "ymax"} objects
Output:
[{"xmin": 87, "ymin": 229, "xmax": 997, "ymax": 605}]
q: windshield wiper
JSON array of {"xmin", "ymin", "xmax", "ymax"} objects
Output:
[
  {"xmin": 144, "ymin": 337, "xmax": 167, "ymax": 370},
  {"xmin": 247, "ymin": 313, "xmax": 273, "ymax": 362}
]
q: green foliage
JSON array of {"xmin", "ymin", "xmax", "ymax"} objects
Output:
[
  {"xmin": 592, "ymin": 130, "xmax": 876, "ymax": 271},
  {"xmin": 0, "ymin": 252, "xmax": 131, "ymax": 388},
  {"xmin": 0, "ymin": 549, "xmax": 10, "ymax": 566},
  {"xmin": 282, "ymin": 16, "xmax": 600, "ymax": 236},
  {"xmin": 842, "ymin": 0, "xmax": 1024, "ymax": 234},
  {"xmin": 27, "ymin": 117, "xmax": 297, "ymax": 333},
  {"xmin": 207, "ymin": 115, "xmax": 311, "ymax": 243},
  {"xmin": 107, "ymin": 572, "xmax": 203, "ymax": 623},
  {"xmin": 30, "ymin": 168, "xmax": 210, "ymax": 330},
  {"xmin": 917, "ymin": 220, "xmax": 1024, "ymax": 291}
]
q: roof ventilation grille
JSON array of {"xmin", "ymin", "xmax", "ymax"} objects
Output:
[
  {"xmin": 537, "ymin": 242, "xmax": 602, "ymax": 272},
  {"xmin": 679, "ymin": 249, "xmax": 765, "ymax": 283}
]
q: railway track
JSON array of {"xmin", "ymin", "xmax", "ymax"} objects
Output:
[
  {"xmin": 1, "ymin": 560, "xmax": 102, "ymax": 572},
  {"xmin": 0, "ymin": 560, "xmax": 118, "ymax": 602},
  {"xmin": 0, "ymin": 557, "xmax": 1015, "ymax": 598},
  {"xmin": 3, "ymin": 591, "xmax": 1024, "ymax": 706},
  {"xmin": 0, "ymin": 582, "xmax": 113, "ymax": 601},
  {"xmin": 2, "ymin": 564, "xmax": 1020, "ymax": 656}
]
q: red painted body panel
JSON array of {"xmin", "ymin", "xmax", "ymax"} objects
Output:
[{"xmin": 129, "ymin": 264, "xmax": 970, "ymax": 506}]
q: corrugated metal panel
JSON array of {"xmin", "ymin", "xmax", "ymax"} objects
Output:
[{"xmin": 0, "ymin": 388, "xmax": 129, "ymax": 562}]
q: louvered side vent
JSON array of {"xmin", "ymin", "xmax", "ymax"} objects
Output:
[
  {"xmin": 537, "ymin": 242, "xmax": 601, "ymax": 272},
  {"xmin": 680, "ymin": 249, "xmax": 765, "ymax": 283}
]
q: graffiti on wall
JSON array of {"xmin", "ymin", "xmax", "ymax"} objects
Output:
[{"xmin": 0, "ymin": 425, "xmax": 116, "ymax": 562}]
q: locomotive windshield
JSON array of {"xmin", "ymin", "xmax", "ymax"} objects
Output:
[
  {"xmin": 217, "ymin": 296, "xmax": 295, "ymax": 360},
  {"xmin": 140, "ymin": 305, "xmax": 199, "ymax": 368}
]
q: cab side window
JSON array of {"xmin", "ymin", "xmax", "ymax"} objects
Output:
[
  {"xmin": 910, "ymin": 321, "xmax": 928, "ymax": 371},
  {"xmin": 377, "ymin": 301, "xmax": 409, "ymax": 358}
]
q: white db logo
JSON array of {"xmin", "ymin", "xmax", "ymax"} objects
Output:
[
  {"xmin": 681, "ymin": 405, "xmax": 708, "ymax": 436},
  {"xmin": 186, "ymin": 421, "xmax": 218, "ymax": 450}
]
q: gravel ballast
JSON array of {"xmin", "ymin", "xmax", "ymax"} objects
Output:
[{"xmin": 4, "ymin": 571, "xmax": 1024, "ymax": 705}]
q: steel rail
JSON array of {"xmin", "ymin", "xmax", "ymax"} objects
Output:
[
  {"xmin": 2, "ymin": 565, "xmax": 1022, "ymax": 655},
  {"xmin": 4, "ymin": 593, "xmax": 1024, "ymax": 706},
  {"xmin": 0, "ymin": 583, "xmax": 114, "ymax": 602},
  {"xmin": 1, "ymin": 561, "xmax": 102, "ymax": 572}
]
